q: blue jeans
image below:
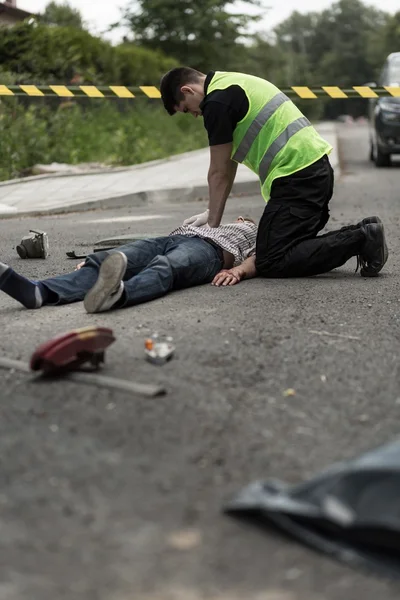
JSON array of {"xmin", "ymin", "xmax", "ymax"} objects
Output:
[{"xmin": 40, "ymin": 235, "xmax": 224, "ymax": 308}]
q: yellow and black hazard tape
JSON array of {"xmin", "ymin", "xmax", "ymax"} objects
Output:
[
  {"xmin": 0, "ymin": 85, "xmax": 162, "ymax": 98},
  {"xmin": 0, "ymin": 84, "xmax": 399, "ymax": 99}
]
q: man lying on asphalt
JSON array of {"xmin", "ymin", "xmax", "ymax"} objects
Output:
[
  {"xmin": 0, "ymin": 217, "xmax": 258, "ymax": 313},
  {"xmin": 160, "ymin": 67, "xmax": 389, "ymax": 278}
]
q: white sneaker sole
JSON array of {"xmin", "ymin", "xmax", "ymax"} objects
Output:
[{"xmin": 84, "ymin": 252, "xmax": 127, "ymax": 313}]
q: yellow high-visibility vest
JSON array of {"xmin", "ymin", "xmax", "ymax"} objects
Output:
[{"xmin": 207, "ymin": 71, "xmax": 332, "ymax": 201}]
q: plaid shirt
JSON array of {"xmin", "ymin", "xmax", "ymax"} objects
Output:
[{"xmin": 170, "ymin": 222, "xmax": 257, "ymax": 267}]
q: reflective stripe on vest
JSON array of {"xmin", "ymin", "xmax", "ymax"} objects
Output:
[
  {"xmin": 232, "ymin": 92, "xmax": 290, "ymax": 163},
  {"xmin": 259, "ymin": 117, "xmax": 311, "ymax": 183}
]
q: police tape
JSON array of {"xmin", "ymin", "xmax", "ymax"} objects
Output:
[{"xmin": 0, "ymin": 84, "xmax": 399, "ymax": 99}]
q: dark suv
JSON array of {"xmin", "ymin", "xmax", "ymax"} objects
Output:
[{"xmin": 368, "ymin": 52, "xmax": 400, "ymax": 167}]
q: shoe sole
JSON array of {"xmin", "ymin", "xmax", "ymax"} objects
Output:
[
  {"xmin": 84, "ymin": 252, "xmax": 127, "ymax": 313},
  {"xmin": 361, "ymin": 222, "xmax": 388, "ymax": 277}
]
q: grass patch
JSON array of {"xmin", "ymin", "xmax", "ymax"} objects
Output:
[{"xmin": 0, "ymin": 101, "xmax": 208, "ymax": 181}]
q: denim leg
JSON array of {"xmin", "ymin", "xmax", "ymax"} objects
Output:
[
  {"xmin": 39, "ymin": 251, "xmax": 109, "ymax": 305},
  {"xmin": 121, "ymin": 236, "xmax": 223, "ymax": 307},
  {"xmin": 117, "ymin": 237, "xmax": 171, "ymax": 279},
  {"xmin": 40, "ymin": 237, "xmax": 171, "ymax": 305}
]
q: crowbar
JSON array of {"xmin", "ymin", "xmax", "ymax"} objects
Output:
[{"xmin": 0, "ymin": 357, "xmax": 166, "ymax": 398}]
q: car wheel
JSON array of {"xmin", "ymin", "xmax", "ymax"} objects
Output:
[
  {"xmin": 374, "ymin": 147, "xmax": 391, "ymax": 167},
  {"xmin": 369, "ymin": 142, "xmax": 374, "ymax": 161}
]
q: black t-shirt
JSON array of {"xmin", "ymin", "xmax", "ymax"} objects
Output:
[{"xmin": 200, "ymin": 71, "xmax": 249, "ymax": 146}]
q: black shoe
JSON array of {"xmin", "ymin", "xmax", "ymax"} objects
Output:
[
  {"xmin": 358, "ymin": 222, "xmax": 388, "ymax": 277},
  {"xmin": 343, "ymin": 216, "xmax": 382, "ymax": 233},
  {"xmin": 357, "ymin": 216, "xmax": 382, "ymax": 227}
]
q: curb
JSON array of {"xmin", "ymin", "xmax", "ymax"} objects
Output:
[
  {"xmin": 0, "ymin": 148, "xmax": 210, "ymax": 188},
  {"xmin": 0, "ymin": 179, "xmax": 262, "ymax": 219},
  {"xmin": 0, "ymin": 124, "xmax": 339, "ymax": 219}
]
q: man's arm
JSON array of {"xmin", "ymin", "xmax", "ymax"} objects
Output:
[
  {"xmin": 212, "ymin": 255, "xmax": 257, "ymax": 287},
  {"xmin": 207, "ymin": 143, "xmax": 238, "ymax": 228}
]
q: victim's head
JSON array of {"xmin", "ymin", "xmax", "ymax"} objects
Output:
[
  {"xmin": 235, "ymin": 216, "xmax": 256, "ymax": 224},
  {"xmin": 160, "ymin": 67, "xmax": 206, "ymax": 118}
]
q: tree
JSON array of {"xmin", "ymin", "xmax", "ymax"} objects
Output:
[
  {"xmin": 232, "ymin": 34, "xmax": 286, "ymax": 83},
  {"xmin": 0, "ymin": 21, "xmax": 175, "ymax": 85},
  {"xmin": 382, "ymin": 11, "xmax": 400, "ymax": 55},
  {"xmin": 366, "ymin": 11, "xmax": 400, "ymax": 74},
  {"xmin": 40, "ymin": 1, "xmax": 85, "ymax": 29},
  {"xmin": 310, "ymin": 0, "xmax": 388, "ymax": 86},
  {"xmin": 118, "ymin": 0, "xmax": 264, "ymax": 72},
  {"xmin": 273, "ymin": 0, "xmax": 392, "ymax": 118},
  {"xmin": 274, "ymin": 11, "xmax": 320, "ymax": 86}
]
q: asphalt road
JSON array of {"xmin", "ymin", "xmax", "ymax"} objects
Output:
[{"xmin": 0, "ymin": 123, "xmax": 400, "ymax": 600}]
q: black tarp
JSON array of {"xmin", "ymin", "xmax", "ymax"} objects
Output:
[{"xmin": 226, "ymin": 439, "xmax": 400, "ymax": 578}]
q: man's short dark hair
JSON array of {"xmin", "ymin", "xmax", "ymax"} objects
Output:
[{"xmin": 160, "ymin": 67, "xmax": 205, "ymax": 115}]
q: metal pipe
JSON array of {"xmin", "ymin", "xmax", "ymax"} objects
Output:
[{"xmin": 0, "ymin": 357, "xmax": 166, "ymax": 398}]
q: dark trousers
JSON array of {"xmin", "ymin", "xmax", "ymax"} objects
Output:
[{"xmin": 255, "ymin": 156, "xmax": 365, "ymax": 277}]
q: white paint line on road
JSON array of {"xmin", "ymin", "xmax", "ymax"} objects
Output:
[{"xmin": 85, "ymin": 215, "xmax": 168, "ymax": 224}]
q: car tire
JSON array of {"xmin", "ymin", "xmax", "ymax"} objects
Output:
[
  {"xmin": 369, "ymin": 142, "xmax": 374, "ymax": 162},
  {"xmin": 374, "ymin": 147, "xmax": 391, "ymax": 167}
]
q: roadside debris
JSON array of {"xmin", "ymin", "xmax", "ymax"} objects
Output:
[
  {"xmin": 144, "ymin": 334, "xmax": 175, "ymax": 365},
  {"xmin": 0, "ymin": 355, "xmax": 165, "ymax": 397},
  {"xmin": 166, "ymin": 528, "xmax": 202, "ymax": 551},
  {"xmin": 0, "ymin": 203, "xmax": 17, "ymax": 215},
  {"xmin": 17, "ymin": 230, "xmax": 49, "ymax": 259},
  {"xmin": 66, "ymin": 234, "xmax": 158, "ymax": 260},
  {"xmin": 66, "ymin": 250, "xmax": 89, "ymax": 260},
  {"xmin": 27, "ymin": 161, "xmax": 118, "ymax": 176},
  {"xmin": 309, "ymin": 329, "xmax": 360, "ymax": 341},
  {"xmin": 0, "ymin": 326, "xmax": 166, "ymax": 397},
  {"xmin": 66, "ymin": 248, "xmax": 114, "ymax": 260},
  {"xmin": 30, "ymin": 326, "xmax": 115, "ymax": 373},
  {"xmin": 283, "ymin": 388, "xmax": 296, "ymax": 397},
  {"xmin": 93, "ymin": 234, "xmax": 154, "ymax": 250},
  {"xmin": 225, "ymin": 438, "xmax": 400, "ymax": 578}
]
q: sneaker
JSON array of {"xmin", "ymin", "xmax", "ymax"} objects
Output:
[
  {"xmin": 84, "ymin": 252, "xmax": 127, "ymax": 313},
  {"xmin": 358, "ymin": 222, "xmax": 388, "ymax": 277}
]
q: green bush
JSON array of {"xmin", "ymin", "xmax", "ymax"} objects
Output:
[
  {"xmin": 0, "ymin": 101, "xmax": 207, "ymax": 181},
  {"xmin": 0, "ymin": 106, "xmax": 48, "ymax": 180},
  {"xmin": 113, "ymin": 44, "xmax": 176, "ymax": 86},
  {"xmin": 0, "ymin": 22, "xmax": 176, "ymax": 84}
]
